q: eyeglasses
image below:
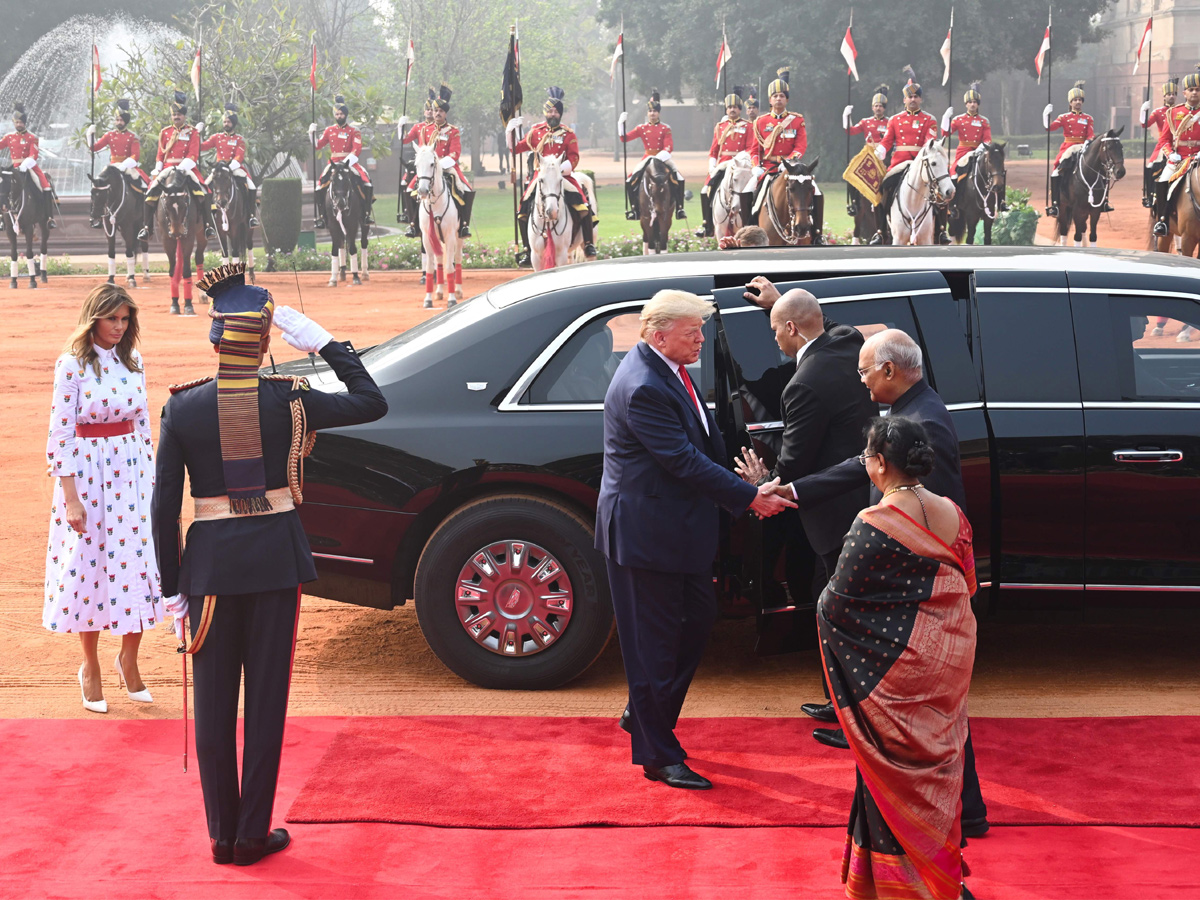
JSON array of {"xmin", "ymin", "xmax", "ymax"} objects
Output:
[
  {"xmin": 857, "ymin": 361, "xmax": 887, "ymax": 378},
  {"xmin": 856, "ymin": 451, "xmax": 878, "ymax": 466}
]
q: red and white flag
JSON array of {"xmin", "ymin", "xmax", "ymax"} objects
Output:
[
  {"xmin": 310, "ymin": 43, "xmax": 318, "ymax": 91},
  {"xmin": 840, "ymin": 20, "xmax": 859, "ymax": 81},
  {"xmin": 714, "ymin": 27, "xmax": 731, "ymax": 88},
  {"xmin": 92, "ymin": 45, "xmax": 102, "ymax": 93},
  {"xmin": 1132, "ymin": 16, "xmax": 1152, "ymax": 75},
  {"xmin": 1034, "ymin": 14, "xmax": 1051, "ymax": 84},
  {"xmin": 609, "ymin": 32, "xmax": 623, "ymax": 85},
  {"xmin": 190, "ymin": 46, "xmax": 202, "ymax": 101},
  {"xmin": 940, "ymin": 8, "xmax": 953, "ymax": 86},
  {"xmin": 405, "ymin": 38, "xmax": 415, "ymax": 86}
]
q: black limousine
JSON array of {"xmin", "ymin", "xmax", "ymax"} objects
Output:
[{"xmin": 281, "ymin": 246, "xmax": 1200, "ymax": 689}]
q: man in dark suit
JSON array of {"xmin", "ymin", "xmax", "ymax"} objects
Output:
[
  {"xmin": 153, "ymin": 264, "xmax": 387, "ymax": 865},
  {"xmin": 596, "ymin": 290, "xmax": 795, "ymax": 791}
]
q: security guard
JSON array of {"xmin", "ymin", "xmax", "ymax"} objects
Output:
[
  {"xmin": 696, "ymin": 87, "xmax": 755, "ymax": 237},
  {"xmin": 396, "ymin": 93, "xmax": 437, "ymax": 237},
  {"xmin": 1044, "ymin": 80, "xmax": 1097, "ymax": 217},
  {"xmin": 309, "ymin": 94, "xmax": 375, "ymax": 227},
  {"xmin": 153, "ymin": 263, "xmax": 387, "ymax": 866},
  {"xmin": 843, "ymin": 84, "xmax": 890, "ymax": 147},
  {"xmin": 1, "ymin": 102, "xmax": 61, "ymax": 227},
  {"xmin": 201, "ymin": 103, "xmax": 259, "ymax": 228},
  {"xmin": 747, "ymin": 68, "xmax": 809, "ymax": 223},
  {"xmin": 427, "ymin": 85, "xmax": 475, "ymax": 238},
  {"xmin": 943, "ymin": 82, "xmax": 993, "ymax": 174},
  {"xmin": 619, "ymin": 90, "xmax": 686, "ymax": 221}
]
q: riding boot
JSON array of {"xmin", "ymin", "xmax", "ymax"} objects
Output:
[
  {"xmin": 138, "ymin": 200, "xmax": 157, "ymax": 241},
  {"xmin": 1143, "ymin": 168, "xmax": 1156, "ymax": 209},
  {"xmin": 1047, "ymin": 176, "xmax": 1060, "ymax": 218},
  {"xmin": 581, "ymin": 214, "xmax": 598, "ymax": 259},
  {"xmin": 696, "ymin": 192, "xmax": 713, "ymax": 238},
  {"xmin": 625, "ymin": 179, "xmax": 639, "ymax": 221},
  {"xmin": 248, "ymin": 188, "xmax": 259, "ymax": 227},
  {"xmin": 740, "ymin": 192, "xmax": 756, "ymax": 228},
  {"xmin": 935, "ymin": 207, "xmax": 952, "ymax": 244},
  {"xmin": 362, "ymin": 183, "xmax": 375, "ymax": 224},
  {"xmin": 1152, "ymin": 181, "xmax": 1170, "ymax": 236},
  {"xmin": 203, "ymin": 194, "xmax": 217, "ymax": 239},
  {"xmin": 313, "ymin": 187, "xmax": 326, "ymax": 229},
  {"xmin": 674, "ymin": 180, "xmax": 687, "ymax": 219},
  {"xmin": 458, "ymin": 191, "xmax": 475, "ymax": 238},
  {"xmin": 516, "ymin": 214, "xmax": 532, "ymax": 267},
  {"xmin": 47, "ymin": 188, "xmax": 60, "ymax": 228}
]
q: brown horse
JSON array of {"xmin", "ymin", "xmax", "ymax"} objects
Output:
[
  {"xmin": 759, "ymin": 158, "xmax": 823, "ymax": 246},
  {"xmin": 1055, "ymin": 128, "xmax": 1126, "ymax": 247},
  {"xmin": 638, "ymin": 157, "xmax": 673, "ymax": 254},
  {"xmin": 157, "ymin": 168, "xmax": 208, "ymax": 316},
  {"xmin": 949, "ymin": 142, "xmax": 1007, "ymax": 245},
  {"xmin": 1154, "ymin": 162, "xmax": 1200, "ymax": 258}
]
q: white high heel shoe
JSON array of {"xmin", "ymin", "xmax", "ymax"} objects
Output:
[
  {"xmin": 78, "ymin": 663, "xmax": 107, "ymax": 714},
  {"xmin": 114, "ymin": 653, "xmax": 153, "ymax": 703}
]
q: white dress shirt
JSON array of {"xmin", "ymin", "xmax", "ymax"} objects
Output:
[{"xmin": 648, "ymin": 344, "xmax": 709, "ymax": 435}]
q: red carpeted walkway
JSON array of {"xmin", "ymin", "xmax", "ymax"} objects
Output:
[{"xmin": 2, "ymin": 716, "xmax": 1198, "ymax": 899}]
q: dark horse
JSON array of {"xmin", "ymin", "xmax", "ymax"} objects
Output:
[
  {"xmin": 638, "ymin": 157, "xmax": 674, "ymax": 254},
  {"xmin": 949, "ymin": 142, "xmax": 1008, "ymax": 245},
  {"xmin": 1, "ymin": 168, "xmax": 52, "ymax": 289},
  {"xmin": 157, "ymin": 167, "xmax": 208, "ymax": 315},
  {"xmin": 88, "ymin": 165, "xmax": 150, "ymax": 287},
  {"xmin": 324, "ymin": 161, "xmax": 370, "ymax": 286},
  {"xmin": 1056, "ymin": 127, "xmax": 1126, "ymax": 247},
  {"xmin": 209, "ymin": 162, "xmax": 256, "ymax": 283},
  {"xmin": 848, "ymin": 186, "xmax": 887, "ymax": 244},
  {"xmin": 759, "ymin": 158, "xmax": 823, "ymax": 246}
]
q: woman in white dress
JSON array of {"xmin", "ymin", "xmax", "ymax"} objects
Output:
[{"xmin": 44, "ymin": 283, "xmax": 162, "ymax": 712}]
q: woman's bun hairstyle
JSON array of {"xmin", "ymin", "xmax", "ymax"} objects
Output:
[{"xmin": 865, "ymin": 415, "xmax": 935, "ymax": 478}]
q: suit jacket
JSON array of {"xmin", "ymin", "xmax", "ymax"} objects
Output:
[
  {"xmin": 773, "ymin": 328, "xmax": 878, "ymax": 555},
  {"xmin": 789, "ymin": 378, "xmax": 966, "ymax": 510},
  {"xmin": 152, "ymin": 341, "xmax": 388, "ymax": 597},
  {"xmin": 596, "ymin": 342, "xmax": 757, "ymax": 575}
]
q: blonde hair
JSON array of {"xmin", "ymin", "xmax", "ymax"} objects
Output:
[
  {"xmin": 639, "ymin": 290, "xmax": 714, "ymax": 340},
  {"xmin": 64, "ymin": 284, "xmax": 142, "ymax": 378}
]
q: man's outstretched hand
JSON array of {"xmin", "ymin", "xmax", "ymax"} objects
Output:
[
  {"xmin": 734, "ymin": 446, "xmax": 771, "ymax": 484},
  {"xmin": 749, "ymin": 478, "xmax": 798, "ymax": 518}
]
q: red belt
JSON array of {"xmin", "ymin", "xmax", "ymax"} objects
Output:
[{"xmin": 76, "ymin": 421, "xmax": 135, "ymax": 438}]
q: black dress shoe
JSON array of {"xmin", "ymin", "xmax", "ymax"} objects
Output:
[
  {"xmin": 800, "ymin": 701, "xmax": 838, "ymax": 723},
  {"xmin": 211, "ymin": 838, "xmax": 234, "ymax": 865},
  {"xmin": 643, "ymin": 763, "xmax": 712, "ymax": 790},
  {"xmin": 813, "ymin": 728, "xmax": 849, "ymax": 750},
  {"xmin": 961, "ymin": 816, "xmax": 990, "ymax": 838},
  {"xmin": 233, "ymin": 828, "xmax": 290, "ymax": 866},
  {"xmin": 618, "ymin": 706, "xmax": 632, "ymax": 734}
]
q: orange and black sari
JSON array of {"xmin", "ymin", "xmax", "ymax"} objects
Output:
[{"xmin": 818, "ymin": 503, "xmax": 977, "ymax": 900}]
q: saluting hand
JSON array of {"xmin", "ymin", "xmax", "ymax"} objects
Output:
[{"xmin": 274, "ymin": 305, "xmax": 333, "ymax": 353}]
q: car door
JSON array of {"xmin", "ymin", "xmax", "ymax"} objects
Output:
[
  {"xmin": 974, "ymin": 270, "xmax": 1086, "ymax": 592},
  {"xmin": 1069, "ymin": 276, "xmax": 1200, "ymax": 589},
  {"xmin": 712, "ymin": 271, "xmax": 949, "ymax": 651}
]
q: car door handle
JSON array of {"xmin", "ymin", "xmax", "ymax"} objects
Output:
[{"xmin": 1112, "ymin": 449, "xmax": 1184, "ymax": 463}]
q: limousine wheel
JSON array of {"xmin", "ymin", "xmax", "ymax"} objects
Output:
[{"xmin": 414, "ymin": 494, "xmax": 614, "ymax": 689}]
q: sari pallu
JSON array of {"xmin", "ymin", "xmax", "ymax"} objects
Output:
[{"xmin": 818, "ymin": 503, "xmax": 977, "ymax": 900}]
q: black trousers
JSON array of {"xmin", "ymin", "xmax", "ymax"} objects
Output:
[
  {"xmin": 606, "ymin": 560, "xmax": 717, "ymax": 768},
  {"xmin": 190, "ymin": 586, "xmax": 300, "ymax": 841}
]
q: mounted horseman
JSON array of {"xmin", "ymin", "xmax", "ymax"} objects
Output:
[
  {"xmin": 506, "ymin": 87, "xmax": 598, "ymax": 267},
  {"xmin": 842, "ymin": 84, "xmax": 891, "ymax": 243},
  {"xmin": 944, "ymin": 82, "xmax": 1008, "ymax": 244},
  {"xmin": 0, "ymin": 102, "xmax": 62, "ymax": 230},
  {"xmin": 85, "ymin": 99, "xmax": 151, "ymax": 285},
  {"xmin": 423, "ymin": 85, "xmax": 475, "ymax": 238},
  {"xmin": 1045, "ymin": 81, "xmax": 1112, "ymax": 216},
  {"xmin": 86, "ymin": 98, "xmax": 149, "ymax": 225},
  {"xmin": 309, "ymin": 94, "xmax": 376, "ymax": 228},
  {"xmin": 746, "ymin": 68, "xmax": 820, "ymax": 230},
  {"xmin": 138, "ymin": 91, "xmax": 216, "ymax": 242},
  {"xmin": 1151, "ymin": 67, "xmax": 1200, "ymax": 241},
  {"xmin": 1141, "ymin": 77, "xmax": 1178, "ymax": 212},
  {"xmin": 396, "ymin": 93, "xmax": 437, "ymax": 239},
  {"xmin": 696, "ymin": 87, "xmax": 756, "ymax": 239},
  {"xmin": 202, "ymin": 103, "xmax": 259, "ymax": 229},
  {"xmin": 872, "ymin": 67, "xmax": 942, "ymax": 244},
  {"xmin": 619, "ymin": 90, "xmax": 686, "ymax": 223},
  {"xmin": 943, "ymin": 82, "xmax": 994, "ymax": 189}
]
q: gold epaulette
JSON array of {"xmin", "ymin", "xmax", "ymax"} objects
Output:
[
  {"xmin": 261, "ymin": 373, "xmax": 311, "ymax": 390},
  {"xmin": 168, "ymin": 376, "xmax": 213, "ymax": 394}
]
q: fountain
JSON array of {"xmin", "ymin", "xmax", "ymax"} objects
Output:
[{"xmin": 0, "ymin": 16, "xmax": 184, "ymax": 195}]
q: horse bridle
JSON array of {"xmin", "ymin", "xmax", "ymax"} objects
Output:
[
  {"xmin": 1077, "ymin": 137, "xmax": 1122, "ymax": 209},
  {"xmin": 416, "ymin": 158, "xmax": 452, "ymax": 244},
  {"xmin": 897, "ymin": 146, "xmax": 952, "ymax": 240},
  {"xmin": 96, "ymin": 169, "xmax": 130, "ymax": 239},
  {"xmin": 972, "ymin": 147, "xmax": 1004, "ymax": 220},
  {"xmin": 534, "ymin": 167, "xmax": 568, "ymax": 239}
]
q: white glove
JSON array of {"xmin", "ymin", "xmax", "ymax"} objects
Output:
[
  {"xmin": 561, "ymin": 159, "xmax": 573, "ymax": 176},
  {"xmin": 751, "ymin": 165, "xmax": 764, "ymax": 180},
  {"xmin": 618, "ymin": 111, "xmax": 628, "ymax": 134},
  {"xmin": 308, "ymin": 122, "xmax": 319, "ymax": 135},
  {"xmin": 874, "ymin": 143, "xmax": 887, "ymax": 160},
  {"xmin": 1169, "ymin": 152, "xmax": 1182, "ymax": 164},
  {"xmin": 1043, "ymin": 104, "xmax": 1054, "ymax": 129},
  {"xmin": 1139, "ymin": 100, "xmax": 1152, "ymax": 126},
  {"xmin": 86, "ymin": 124, "xmax": 96, "ymax": 140},
  {"xmin": 177, "ymin": 158, "xmax": 196, "ymax": 172},
  {"xmin": 163, "ymin": 594, "xmax": 188, "ymax": 641},
  {"xmin": 398, "ymin": 115, "xmax": 410, "ymax": 128},
  {"xmin": 274, "ymin": 305, "xmax": 333, "ymax": 353},
  {"xmin": 18, "ymin": 157, "xmax": 36, "ymax": 172},
  {"xmin": 345, "ymin": 152, "xmax": 359, "ymax": 166},
  {"xmin": 505, "ymin": 116, "xmax": 523, "ymax": 133},
  {"xmin": 151, "ymin": 163, "xmax": 162, "ymax": 176},
  {"xmin": 708, "ymin": 157, "xmax": 718, "ymax": 176},
  {"xmin": 118, "ymin": 157, "xmax": 137, "ymax": 172},
  {"xmin": 655, "ymin": 150, "xmax": 671, "ymax": 162},
  {"xmin": 195, "ymin": 121, "xmax": 205, "ymax": 134},
  {"xmin": 842, "ymin": 105, "xmax": 853, "ymax": 129},
  {"xmin": 229, "ymin": 159, "xmax": 242, "ymax": 172},
  {"xmin": 941, "ymin": 107, "xmax": 953, "ymax": 132},
  {"xmin": 439, "ymin": 156, "xmax": 455, "ymax": 169}
]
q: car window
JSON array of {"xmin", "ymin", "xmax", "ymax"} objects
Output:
[
  {"xmin": 977, "ymin": 292, "xmax": 1081, "ymax": 402},
  {"xmin": 1109, "ymin": 297, "xmax": 1200, "ymax": 400}
]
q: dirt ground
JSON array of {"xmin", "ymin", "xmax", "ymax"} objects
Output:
[{"xmin": 3, "ymin": 254, "xmax": 1199, "ymax": 722}]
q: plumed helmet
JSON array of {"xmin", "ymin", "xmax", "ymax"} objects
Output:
[
  {"xmin": 647, "ymin": 89, "xmax": 661, "ymax": 112},
  {"xmin": 724, "ymin": 86, "xmax": 745, "ymax": 109},
  {"xmin": 767, "ymin": 67, "xmax": 790, "ymax": 99},
  {"xmin": 543, "ymin": 86, "xmax": 565, "ymax": 117},
  {"xmin": 745, "ymin": 88, "xmax": 758, "ymax": 108},
  {"xmin": 1163, "ymin": 77, "xmax": 1179, "ymax": 96},
  {"xmin": 1067, "ymin": 80, "xmax": 1086, "ymax": 102},
  {"xmin": 333, "ymin": 94, "xmax": 349, "ymax": 116},
  {"xmin": 964, "ymin": 81, "xmax": 982, "ymax": 104},
  {"xmin": 424, "ymin": 87, "xmax": 436, "ymax": 112},
  {"xmin": 435, "ymin": 84, "xmax": 452, "ymax": 112},
  {"xmin": 1184, "ymin": 67, "xmax": 1200, "ymax": 92},
  {"xmin": 224, "ymin": 102, "xmax": 239, "ymax": 127},
  {"xmin": 902, "ymin": 66, "xmax": 922, "ymax": 98},
  {"xmin": 171, "ymin": 90, "xmax": 188, "ymax": 116},
  {"xmin": 115, "ymin": 98, "xmax": 132, "ymax": 124},
  {"xmin": 12, "ymin": 102, "xmax": 27, "ymax": 123},
  {"xmin": 872, "ymin": 84, "xmax": 890, "ymax": 107}
]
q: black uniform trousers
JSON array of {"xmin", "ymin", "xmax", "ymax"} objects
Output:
[
  {"xmin": 607, "ymin": 560, "xmax": 717, "ymax": 768},
  {"xmin": 190, "ymin": 586, "xmax": 300, "ymax": 841}
]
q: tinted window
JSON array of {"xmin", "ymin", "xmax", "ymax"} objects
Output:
[
  {"xmin": 1109, "ymin": 296, "xmax": 1200, "ymax": 400},
  {"xmin": 977, "ymin": 293, "xmax": 1081, "ymax": 402}
]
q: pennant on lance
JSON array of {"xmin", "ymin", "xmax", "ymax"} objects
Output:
[
  {"xmin": 841, "ymin": 13, "xmax": 859, "ymax": 82},
  {"xmin": 190, "ymin": 46, "xmax": 202, "ymax": 101},
  {"xmin": 609, "ymin": 31, "xmax": 623, "ymax": 86},
  {"xmin": 714, "ymin": 26, "xmax": 732, "ymax": 88},
  {"xmin": 1035, "ymin": 12, "xmax": 1051, "ymax": 84},
  {"xmin": 940, "ymin": 8, "xmax": 953, "ymax": 86},
  {"xmin": 1132, "ymin": 16, "xmax": 1152, "ymax": 75}
]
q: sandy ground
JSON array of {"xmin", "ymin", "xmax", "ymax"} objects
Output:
[{"xmin": 3, "ymin": 249, "xmax": 1199, "ymax": 723}]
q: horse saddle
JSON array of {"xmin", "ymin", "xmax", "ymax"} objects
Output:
[
  {"xmin": 1166, "ymin": 156, "xmax": 1197, "ymax": 202},
  {"xmin": 881, "ymin": 161, "xmax": 911, "ymax": 191}
]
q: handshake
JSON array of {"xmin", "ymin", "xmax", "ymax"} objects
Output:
[{"xmin": 736, "ymin": 446, "xmax": 797, "ymax": 518}]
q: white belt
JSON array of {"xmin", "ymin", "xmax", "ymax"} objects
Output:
[{"xmin": 193, "ymin": 486, "xmax": 295, "ymax": 521}]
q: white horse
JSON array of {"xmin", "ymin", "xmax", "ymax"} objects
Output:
[
  {"xmin": 713, "ymin": 151, "xmax": 755, "ymax": 242},
  {"xmin": 414, "ymin": 144, "xmax": 462, "ymax": 308},
  {"xmin": 528, "ymin": 156, "xmax": 589, "ymax": 271},
  {"xmin": 889, "ymin": 137, "xmax": 956, "ymax": 246}
]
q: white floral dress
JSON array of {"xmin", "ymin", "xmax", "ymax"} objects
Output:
[{"xmin": 43, "ymin": 345, "xmax": 162, "ymax": 634}]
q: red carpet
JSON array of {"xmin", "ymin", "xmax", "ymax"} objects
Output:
[
  {"xmin": 2, "ymin": 717, "xmax": 1200, "ymax": 899},
  {"xmin": 284, "ymin": 715, "xmax": 1200, "ymax": 829}
]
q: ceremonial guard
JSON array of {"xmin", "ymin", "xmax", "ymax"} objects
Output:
[
  {"xmin": 843, "ymin": 84, "xmax": 890, "ymax": 147},
  {"xmin": 396, "ymin": 93, "xmax": 437, "ymax": 238},
  {"xmin": 1151, "ymin": 68, "xmax": 1200, "ymax": 237},
  {"xmin": 1142, "ymin": 77, "xmax": 1179, "ymax": 211},
  {"xmin": 86, "ymin": 99, "xmax": 148, "ymax": 227},
  {"xmin": 426, "ymin": 85, "xmax": 475, "ymax": 238},
  {"xmin": 619, "ymin": 90, "xmax": 686, "ymax": 221},
  {"xmin": 943, "ymin": 82, "xmax": 992, "ymax": 175},
  {"xmin": 201, "ymin": 103, "xmax": 259, "ymax": 228},
  {"xmin": 1, "ymin": 103, "xmax": 61, "ymax": 227},
  {"xmin": 747, "ymin": 68, "xmax": 810, "ymax": 223},
  {"xmin": 309, "ymin": 95, "xmax": 375, "ymax": 228},
  {"xmin": 506, "ymin": 87, "xmax": 598, "ymax": 266},
  {"xmin": 696, "ymin": 87, "xmax": 755, "ymax": 237},
  {"xmin": 872, "ymin": 67, "xmax": 941, "ymax": 243},
  {"xmin": 139, "ymin": 91, "xmax": 215, "ymax": 240},
  {"xmin": 153, "ymin": 263, "xmax": 387, "ymax": 866},
  {"xmin": 1044, "ymin": 81, "xmax": 1097, "ymax": 217},
  {"xmin": 744, "ymin": 89, "xmax": 759, "ymax": 123}
]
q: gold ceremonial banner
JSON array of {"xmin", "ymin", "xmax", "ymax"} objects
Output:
[{"xmin": 843, "ymin": 144, "xmax": 886, "ymax": 206}]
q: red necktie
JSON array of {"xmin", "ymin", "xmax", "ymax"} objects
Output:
[{"xmin": 678, "ymin": 366, "xmax": 707, "ymax": 431}]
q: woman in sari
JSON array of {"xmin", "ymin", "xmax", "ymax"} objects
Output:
[{"xmin": 820, "ymin": 416, "xmax": 977, "ymax": 900}]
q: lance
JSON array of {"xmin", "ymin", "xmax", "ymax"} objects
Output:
[
  {"xmin": 311, "ymin": 56, "xmax": 319, "ymax": 228},
  {"xmin": 1141, "ymin": 28, "xmax": 1153, "ymax": 207},
  {"xmin": 90, "ymin": 37, "xmax": 96, "ymax": 179},
  {"xmin": 507, "ymin": 25, "xmax": 521, "ymax": 257},
  {"xmin": 397, "ymin": 29, "xmax": 411, "ymax": 223},
  {"xmin": 620, "ymin": 41, "xmax": 629, "ymax": 215},
  {"xmin": 1044, "ymin": 11, "xmax": 1052, "ymax": 214}
]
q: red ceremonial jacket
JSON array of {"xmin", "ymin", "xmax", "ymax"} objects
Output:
[
  {"xmin": 513, "ymin": 122, "xmax": 584, "ymax": 199},
  {"xmin": 0, "ymin": 130, "xmax": 40, "ymax": 164},
  {"xmin": 431, "ymin": 123, "xmax": 471, "ymax": 188},
  {"xmin": 751, "ymin": 111, "xmax": 806, "ymax": 171},
  {"xmin": 621, "ymin": 122, "xmax": 673, "ymax": 157},
  {"xmin": 708, "ymin": 116, "xmax": 755, "ymax": 161},
  {"xmin": 1048, "ymin": 112, "xmax": 1094, "ymax": 167},
  {"xmin": 847, "ymin": 115, "xmax": 889, "ymax": 145},
  {"xmin": 201, "ymin": 132, "xmax": 247, "ymax": 163},
  {"xmin": 89, "ymin": 129, "xmax": 148, "ymax": 181},
  {"xmin": 155, "ymin": 125, "xmax": 201, "ymax": 169},
  {"xmin": 1161, "ymin": 103, "xmax": 1200, "ymax": 160},
  {"xmin": 402, "ymin": 121, "xmax": 436, "ymax": 146},
  {"xmin": 948, "ymin": 113, "xmax": 992, "ymax": 165},
  {"xmin": 879, "ymin": 110, "xmax": 940, "ymax": 169},
  {"xmin": 315, "ymin": 124, "xmax": 363, "ymax": 161}
]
